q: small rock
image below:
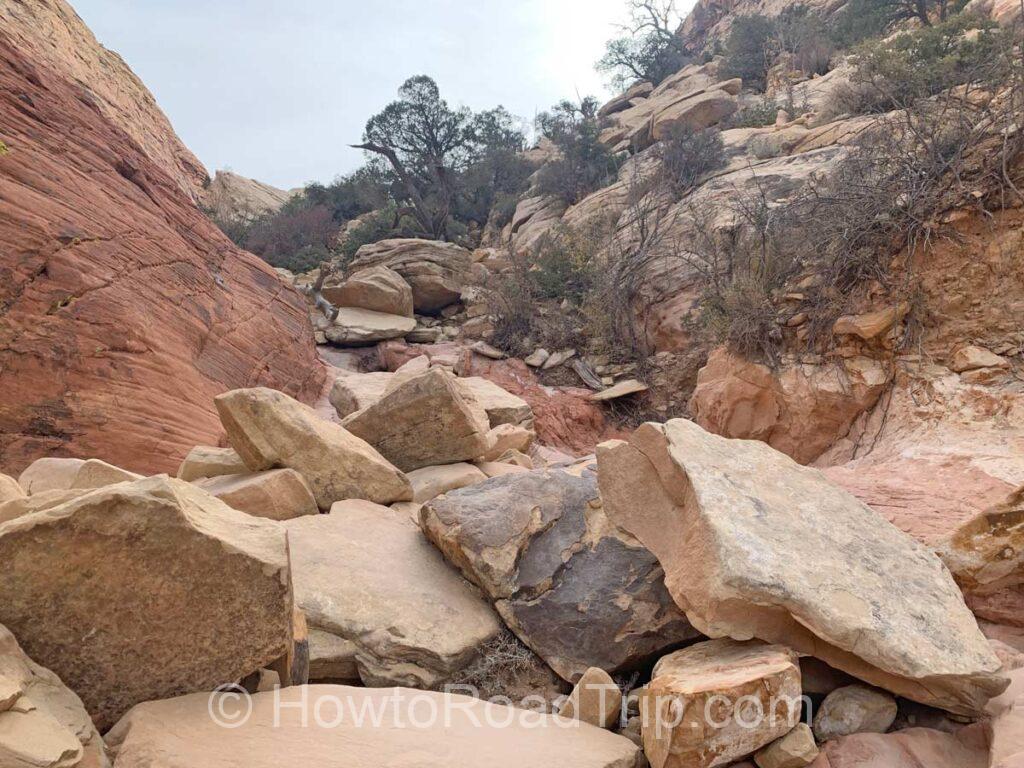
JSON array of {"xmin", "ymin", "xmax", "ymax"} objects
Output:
[
  {"xmin": 813, "ymin": 685, "xmax": 898, "ymax": 742},
  {"xmin": 560, "ymin": 667, "xmax": 622, "ymax": 729},
  {"xmin": 406, "ymin": 463, "xmax": 488, "ymax": 504},
  {"xmin": 754, "ymin": 723, "xmax": 819, "ymax": 768},
  {"xmin": 482, "ymin": 424, "xmax": 535, "ymax": 461},
  {"xmin": 470, "ymin": 341, "xmax": 505, "ymax": 360},
  {"xmin": 833, "ymin": 306, "xmax": 906, "ymax": 340},
  {"xmin": 591, "ymin": 379, "xmax": 649, "ymax": 402},
  {"xmin": 525, "ymin": 349, "xmax": 550, "ymax": 368},
  {"xmin": 951, "ymin": 345, "xmax": 1010, "ymax": 373},
  {"xmin": 542, "ymin": 349, "xmax": 576, "ymax": 370}
]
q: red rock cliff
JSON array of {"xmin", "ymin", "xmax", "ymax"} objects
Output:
[{"xmin": 0, "ymin": 33, "xmax": 324, "ymax": 475}]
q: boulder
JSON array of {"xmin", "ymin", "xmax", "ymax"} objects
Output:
[
  {"xmin": 0, "ymin": 476, "xmax": 293, "ymax": 730},
  {"xmin": 284, "ymin": 501, "xmax": 500, "ymax": 688},
  {"xmin": 342, "ymin": 368, "xmax": 491, "ymax": 472},
  {"xmin": 0, "ymin": 489, "xmax": 87, "ymax": 526},
  {"xmin": 321, "ymin": 265, "xmax": 414, "ymax": 317},
  {"xmin": 474, "ymin": 461, "xmax": 531, "ymax": 478},
  {"xmin": 592, "ymin": 380, "xmax": 649, "ymax": 402},
  {"xmin": 420, "ymin": 469, "xmax": 699, "ymax": 682},
  {"xmin": 0, "ymin": 623, "xmax": 108, "ymax": 768},
  {"xmin": 650, "ymin": 89, "xmax": 738, "ymax": 141},
  {"xmin": 17, "ymin": 458, "xmax": 85, "ymax": 495},
  {"xmin": 324, "ymin": 307, "xmax": 416, "ymax": 346},
  {"xmin": 68, "ymin": 459, "xmax": 142, "ymax": 489},
  {"xmin": 307, "ymin": 629, "xmax": 360, "ymax": 683},
  {"xmin": 754, "ymin": 724, "xmax": 819, "ymax": 768},
  {"xmin": 0, "ymin": 473, "xmax": 24, "ymax": 503},
  {"xmin": 806, "ymin": 726, "xmax": 989, "ymax": 767},
  {"xmin": 406, "ymin": 463, "xmax": 488, "ymax": 504},
  {"xmin": 482, "ymin": 424, "xmax": 535, "ymax": 461},
  {"xmin": 462, "ymin": 377, "xmax": 535, "ymax": 429},
  {"xmin": 328, "ymin": 371, "xmax": 393, "ymax": 417},
  {"xmin": 525, "ymin": 349, "xmax": 551, "ymax": 368},
  {"xmin": 348, "ymin": 239, "xmax": 471, "ymax": 313},
  {"xmin": 105, "ymin": 686, "xmax": 642, "ymax": 768},
  {"xmin": 194, "ymin": 469, "xmax": 318, "ymax": 521},
  {"xmin": 560, "ymin": 667, "xmax": 623, "ymax": 729},
  {"xmin": 832, "ymin": 306, "xmax": 906, "ymax": 340},
  {"xmin": 596, "ymin": 419, "xmax": 1006, "ymax": 715},
  {"xmin": 642, "ymin": 639, "xmax": 802, "ymax": 768},
  {"xmin": 215, "ymin": 387, "xmax": 412, "ymax": 508},
  {"xmin": 951, "ymin": 344, "xmax": 1010, "ymax": 373},
  {"xmin": 176, "ymin": 446, "xmax": 248, "ymax": 481},
  {"xmin": 812, "ymin": 685, "xmax": 898, "ymax": 742}
]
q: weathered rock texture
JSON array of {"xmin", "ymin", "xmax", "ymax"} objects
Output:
[
  {"xmin": 199, "ymin": 170, "xmax": 297, "ymax": 223},
  {"xmin": 347, "ymin": 239, "xmax": 471, "ymax": 313},
  {"xmin": 597, "ymin": 419, "xmax": 1006, "ymax": 715},
  {"xmin": 194, "ymin": 469, "xmax": 318, "ymax": 521},
  {"xmin": 215, "ymin": 387, "xmax": 412, "ymax": 508},
  {"xmin": 806, "ymin": 725, "xmax": 989, "ymax": 768},
  {"xmin": 321, "ymin": 265, "xmax": 414, "ymax": 317},
  {"xmin": 0, "ymin": 622, "xmax": 109, "ymax": 768},
  {"xmin": 421, "ymin": 469, "xmax": 699, "ymax": 682},
  {"xmin": 175, "ymin": 446, "xmax": 247, "ymax": 482},
  {"xmin": 324, "ymin": 307, "xmax": 416, "ymax": 346},
  {"xmin": 106, "ymin": 686, "xmax": 642, "ymax": 768},
  {"xmin": 0, "ymin": 476, "xmax": 294, "ymax": 730},
  {"xmin": 284, "ymin": 502, "xmax": 500, "ymax": 687},
  {"xmin": 812, "ymin": 685, "xmax": 897, "ymax": 742},
  {"xmin": 0, "ymin": 30, "xmax": 323, "ymax": 476}
]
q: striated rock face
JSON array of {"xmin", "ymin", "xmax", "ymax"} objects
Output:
[
  {"xmin": 199, "ymin": 170, "xmax": 297, "ymax": 223},
  {"xmin": 421, "ymin": 468, "xmax": 700, "ymax": 682},
  {"xmin": 0, "ymin": 32, "xmax": 323, "ymax": 476},
  {"xmin": 597, "ymin": 419, "xmax": 1006, "ymax": 716},
  {"xmin": 0, "ymin": 0, "xmax": 208, "ymax": 200},
  {"xmin": 0, "ymin": 476, "xmax": 294, "ymax": 731}
]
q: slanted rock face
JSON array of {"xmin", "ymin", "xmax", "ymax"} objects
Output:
[
  {"xmin": 342, "ymin": 368, "xmax": 491, "ymax": 472},
  {"xmin": 420, "ymin": 469, "xmax": 699, "ymax": 682},
  {"xmin": 642, "ymin": 639, "xmax": 802, "ymax": 768},
  {"xmin": 105, "ymin": 686, "xmax": 642, "ymax": 768},
  {"xmin": 0, "ymin": 476, "xmax": 293, "ymax": 730},
  {"xmin": 321, "ymin": 265, "xmax": 414, "ymax": 317},
  {"xmin": 199, "ymin": 171, "xmax": 296, "ymax": 224},
  {"xmin": 194, "ymin": 469, "xmax": 318, "ymax": 521},
  {"xmin": 347, "ymin": 239, "xmax": 471, "ymax": 313},
  {"xmin": 596, "ymin": 419, "xmax": 1006, "ymax": 716},
  {"xmin": 0, "ymin": 33, "xmax": 323, "ymax": 476},
  {"xmin": 0, "ymin": 622, "xmax": 109, "ymax": 768},
  {"xmin": 215, "ymin": 387, "xmax": 412, "ymax": 508},
  {"xmin": 284, "ymin": 501, "xmax": 500, "ymax": 688}
]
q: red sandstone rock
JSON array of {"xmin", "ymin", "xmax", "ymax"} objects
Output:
[{"xmin": 0, "ymin": 35, "xmax": 323, "ymax": 476}]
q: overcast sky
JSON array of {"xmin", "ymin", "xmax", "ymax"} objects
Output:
[{"xmin": 72, "ymin": 0, "xmax": 693, "ymax": 190}]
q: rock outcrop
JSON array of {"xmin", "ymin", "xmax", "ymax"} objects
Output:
[
  {"xmin": 347, "ymin": 239, "xmax": 471, "ymax": 313},
  {"xmin": 199, "ymin": 170, "xmax": 297, "ymax": 223},
  {"xmin": 421, "ymin": 468, "xmax": 699, "ymax": 682},
  {"xmin": 284, "ymin": 501, "xmax": 501, "ymax": 688},
  {"xmin": 597, "ymin": 419, "xmax": 1006, "ymax": 715},
  {"xmin": 0, "ymin": 476, "xmax": 294, "ymax": 730},
  {"xmin": 0, "ymin": 30, "xmax": 323, "ymax": 476}
]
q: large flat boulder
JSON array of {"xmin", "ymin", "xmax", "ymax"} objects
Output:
[
  {"xmin": 0, "ymin": 623, "xmax": 108, "ymax": 768},
  {"xmin": 215, "ymin": 387, "xmax": 412, "ymax": 508},
  {"xmin": 324, "ymin": 307, "xmax": 416, "ymax": 346},
  {"xmin": 284, "ymin": 501, "xmax": 500, "ymax": 688},
  {"xmin": 421, "ymin": 469, "xmax": 699, "ymax": 682},
  {"xmin": 342, "ymin": 368, "xmax": 491, "ymax": 472},
  {"xmin": 0, "ymin": 476, "xmax": 293, "ymax": 730},
  {"xmin": 348, "ymin": 239, "xmax": 471, "ymax": 313},
  {"xmin": 321, "ymin": 265, "xmax": 414, "ymax": 317},
  {"xmin": 194, "ymin": 469, "xmax": 318, "ymax": 521},
  {"xmin": 596, "ymin": 419, "xmax": 1006, "ymax": 716},
  {"xmin": 106, "ymin": 685, "xmax": 642, "ymax": 768}
]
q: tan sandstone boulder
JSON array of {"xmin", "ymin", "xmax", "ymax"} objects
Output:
[
  {"xmin": 284, "ymin": 501, "xmax": 500, "ymax": 688},
  {"xmin": 560, "ymin": 667, "xmax": 623, "ymax": 729},
  {"xmin": 69, "ymin": 459, "xmax": 143, "ymax": 489},
  {"xmin": 596, "ymin": 419, "xmax": 1006, "ymax": 716},
  {"xmin": 0, "ymin": 476, "xmax": 294, "ymax": 730},
  {"xmin": 642, "ymin": 639, "xmax": 802, "ymax": 768},
  {"xmin": 754, "ymin": 724, "xmax": 819, "ymax": 768},
  {"xmin": 194, "ymin": 469, "xmax": 318, "ymax": 521},
  {"xmin": 16, "ymin": 458, "xmax": 85, "ymax": 494},
  {"xmin": 481, "ymin": 423, "xmax": 535, "ymax": 461},
  {"xmin": 105, "ymin": 685, "xmax": 642, "ymax": 768},
  {"xmin": 215, "ymin": 387, "xmax": 412, "ymax": 508},
  {"xmin": 0, "ymin": 474, "xmax": 24, "ymax": 503},
  {"xmin": 0, "ymin": 489, "xmax": 87, "ymax": 526},
  {"xmin": 406, "ymin": 463, "xmax": 488, "ymax": 503},
  {"xmin": 812, "ymin": 685, "xmax": 897, "ymax": 742},
  {"xmin": 175, "ymin": 446, "xmax": 248, "ymax": 481},
  {"xmin": 0, "ymin": 623, "xmax": 109, "ymax": 768},
  {"xmin": 347, "ymin": 238, "xmax": 471, "ymax": 313},
  {"xmin": 806, "ymin": 725, "xmax": 989, "ymax": 767},
  {"xmin": 324, "ymin": 307, "xmax": 416, "ymax": 346},
  {"xmin": 951, "ymin": 344, "xmax": 1010, "ymax": 373},
  {"xmin": 321, "ymin": 265, "xmax": 414, "ymax": 317},
  {"xmin": 342, "ymin": 368, "xmax": 491, "ymax": 472}
]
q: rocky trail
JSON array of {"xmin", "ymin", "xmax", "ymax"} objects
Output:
[{"xmin": 1, "ymin": 0, "xmax": 1024, "ymax": 767}]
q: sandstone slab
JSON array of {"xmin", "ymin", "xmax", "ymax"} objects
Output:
[
  {"xmin": 597, "ymin": 419, "xmax": 1006, "ymax": 715},
  {"xmin": 321, "ymin": 265, "xmax": 413, "ymax": 317},
  {"xmin": 69, "ymin": 459, "xmax": 142, "ymax": 489},
  {"xmin": 0, "ymin": 476, "xmax": 293, "ymax": 730},
  {"xmin": 176, "ymin": 446, "xmax": 248, "ymax": 481},
  {"xmin": 342, "ymin": 368, "xmax": 491, "ymax": 472},
  {"xmin": 754, "ymin": 724, "xmax": 818, "ymax": 768},
  {"xmin": 106, "ymin": 685, "xmax": 642, "ymax": 768},
  {"xmin": 0, "ymin": 489, "xmax": 87, "ymax": 526},
  {"xmin": 406, "ymin": 463, "xmax": 488, "ymax": 504},
  {"xmin": 284, "ymin": 501, "xmax": 500, "ymax": 688},
  {"xmin": 216, "ymin": 387, "xmax": 411, "ymax": 508},
  {"xmin": 324, "ymin": 307, "xmax": 416, "ymax": 346},
  {"xmin": 812, "ymin": 685, "xmax": 897, "ymax": 742},
  {"xmin": 348, "ymin": 239, "xmax": 471, "ymax": 313},
  {"xmin": 17, "ymin": 458, "xmax": 86, "ymax": 495},
  {"xmin": 951, "ymin": 344, "xmax": 1010, "ymax": 373},
  {"xmin": 0, "ymin": 474, "xmax": 24, "ymax": 503},
  {"xmin": 642, "ymin": 639, "xmax": 802, "ymax": 768},
  {"xmin": 421, "ymin": 469, "xmax": 699, "ymax": 682},
  {"xmin": 195, "ymin": 469, "xmax": 318, "ymax": 521}
]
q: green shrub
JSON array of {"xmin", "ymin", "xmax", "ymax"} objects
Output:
[
  {"xmin": 528, "ymin": 225, "xmax": 601, "ymax": 304},
  {"xmin": 657, "ymin": 125, "xmax": 727, "ymax": 198},
  {"xmin": 719, "ymin": 15, "xmax": 778, "ymax": 91},
  {"xmin": 536, "ymin": 98, "xmax": 624, "ymax": 205},
  {"xmin": 726, "ymin": 98, "xmax": 781, "ymax": 127}
]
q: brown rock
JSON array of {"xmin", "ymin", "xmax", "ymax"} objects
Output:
[
  {"xmin": 215, "ymin": 387, "xmax": 412, "ymax": 508},
  {"xmin": 0, "ymin": 622, "xmax": 109, "ymax": 768},
  {"xmin": 482, "ymin": 424, "xmax": 535, "ymax": 461},
  {"xmin": 324, "ymin": 307, "xmax": 416, "ymax": 346},
  {"xmin": 406, "ymin": 463, "xmax": 488, "ymax": 503},
  {"xmin": 307, "ymin": 629, "xmax": 360, "ymax": 683},
  {"xmin": 596, "ymin": 419, "xmax": 1006, "ymax": 716},
  {"xmin": 561, "ymin": 667, "xmax": 623, "ymax": 729},
  {"xmin": 105, "ymin": 686, "xmax": 642, "ymax": 768},
  {"xmin": 0, "ymin": 476, "xmax": 293, "ymax": 730},
  {"xmin": 194, "ymin": 469, "xmax": 318, "ymax": 521},
  {"xmin": 0, "ymin": 474, "xmax": 24, "ymax": 503},
  {"xmin": 321, "ymin": 265, "xmax": 414, "ymax": 317},
  {"xmin": 812, "ymin": 685, "xmax": 897, "ymax": 742},
  {"xmin": 0, "ymin": 33, "xmax": 323, "ymax": 477},
  {"xmin": 591, "ymin": 379, "xmax": 649, "ymax": 401},
  {"xmin": 16, "ymin": 458, "xmax": 86, "ymax": 495},
  {"xmin": 342, "ymin": 368, "xmax": 491, "ymax": 472},
  {"xmin": 754, "ymin": 724, "xmax": 819, "ymax": 768},
  {"xmin": 806, "ymin": 726, "xmax": 989, "ymax": 767},
  {"xmin": 347, "ymin": 239, "xmax": 471, "ymax": 313},
  {"xmin": 176, "ymin": 446, "xmax": 248, "ymax": 482},
  {"xmin": 951, "ymin": 344, "xmax": 1010, "ymax": 373},
  {"xmin": 69, "ymin": 459, "xmax": 142, "ymax": 489},
  {"xmin": 642, "ymin": 639, "xmax": 802, "ymax": 768},
  {"xmin": 833, "ymin": 306, "xmax": 906, "ymax": 340}
]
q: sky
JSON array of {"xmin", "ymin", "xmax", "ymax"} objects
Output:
[{"xmin": 71, "ymin": 0, "xmax": 683, "ymax": 190}]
